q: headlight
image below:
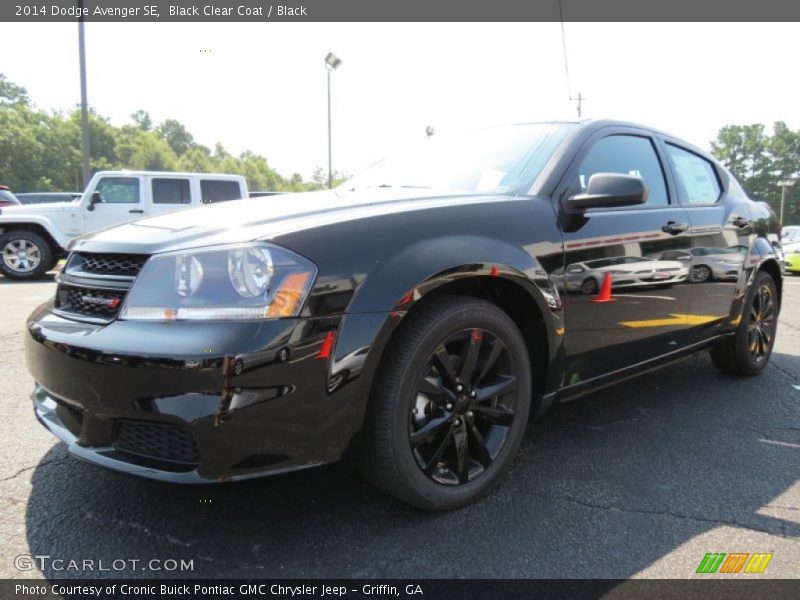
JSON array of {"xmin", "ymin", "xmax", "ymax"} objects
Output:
[{"xmin": 120, "ymin": 243, "xmax": 316, "ymax": 321}]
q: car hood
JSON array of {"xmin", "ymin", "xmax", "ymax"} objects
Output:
[
  {"xmin": 0, "ymin": 201, "xmax": 80, "ymax": 215},
  {"xmin": 71, "ymin": 188, "xmax": 511, "ymax": 255}
]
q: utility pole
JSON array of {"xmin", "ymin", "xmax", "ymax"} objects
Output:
[
  {"xmin": 778, "ymin": 180, "xmax": 795, "ymax": 226},
  {"xmin": 570, "ymin": 92, "xmax": 585, "ymax": 118},
  {"xmin": 78, "ymin": 0, "xmax": 91, "ymax": 189}
]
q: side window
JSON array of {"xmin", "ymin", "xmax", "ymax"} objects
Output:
[
  {"xmin": 200, "ymin": 180, "xmax": 242, "ymax": 204},
  {"xmin": 576, "ymin": 135, "xmax": 669, "ymax": 207},
  {"xmin": 152, "ymin": 178, "xmax": 191, "ymax": 204},
  {"xmin": 95, "ymin": 177, "xmax": 139, "ymax": 204},
  {"xmin": 665, "ymin": 144, "xmax": 721, "ymax": 205}
]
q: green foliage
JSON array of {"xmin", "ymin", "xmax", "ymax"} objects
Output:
[
  {"xmin": 0, "ymin": 74, "xmax": 322, "ymax": 194},
  {"xmin": 711, "ymin": 122, "xmax": 800, "ymax": 225}
]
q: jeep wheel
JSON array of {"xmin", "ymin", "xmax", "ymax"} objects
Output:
[{"xmin": 0, "ymin": 230, "xmax": 55, "ymax": 280}]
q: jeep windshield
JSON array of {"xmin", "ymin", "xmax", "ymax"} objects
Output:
[{"xmin": 339, "ymin": 123, "xmax": 576, "ymax": 196}]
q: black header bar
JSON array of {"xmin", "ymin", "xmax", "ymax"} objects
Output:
[{"xmin": 3, "ymin": 0, "xmax": 800, "ymax": 22}]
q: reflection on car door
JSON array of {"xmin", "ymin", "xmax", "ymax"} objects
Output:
[
  {"xmin": 661, "ymin": 141, "xmax": 754, "ymax": 341},
  {"xmin": 555, "ymin": 129, "xmax": 693, "ymax": 386}
]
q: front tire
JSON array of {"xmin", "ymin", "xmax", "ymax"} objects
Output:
[
  {"xmin": 0, "ymin": 230, "xmax": 55, "ymax": 280},
  {"xmin": 691, "ymin": 265, "xmax": 711, "ymax": 283},
  {"xmin": 361, "ymin": 296, "xmax": 532, "ymax": 510},
  {"xmin": 710, "ymin": 270, "xmax": 779, "ymax": 375}
]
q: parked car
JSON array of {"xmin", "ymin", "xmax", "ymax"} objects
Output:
[
  {"xmin": 15, "ymin": 192, "xmax": 81, "ymax": 205},
  {"xmin": 0, "ymin": 186, "xmax": 21, "ymax": 207},
  {"xmin": 785, "ymin": 246, "xmax": 800, "ymax": 274},
  {"xmin": 648, "ymin": 247, "xmax": 745, "ymax": 283},
  {"xmin": 25, "ymin": 120, "xmax": 782, "ymax": 510},
  {"xmin": 552, "ymin": 256, "xmax": 688, "ymax": 295},
  {"xmin": 0, "ymin": 171, "xmax": 247, "ymax": 279}
]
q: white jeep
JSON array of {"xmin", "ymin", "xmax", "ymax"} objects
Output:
[{"xmin": 0, "ymin": 170, "xmax": 248, "ymax": 279}]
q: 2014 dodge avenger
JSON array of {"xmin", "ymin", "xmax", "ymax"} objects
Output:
[{"xmin": 25, "ymin": 120, "xmax": 782, "ymax": 510}]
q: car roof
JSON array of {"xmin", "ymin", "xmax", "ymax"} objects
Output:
[{"xmin": 92, "ymin": 170, "xmax": 245, "ymax": 179}]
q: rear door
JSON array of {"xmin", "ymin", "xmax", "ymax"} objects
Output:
[
  {"xmin": 660, "ymin": 140, "xmax": 755, "ymax": 340},
  {"xmin": 147, "ymin": 175, "xmax": 194, "ymax": 216},
  {"xmin": 557, "ymin": 128, "xmax": 694, "ymax": 385}
]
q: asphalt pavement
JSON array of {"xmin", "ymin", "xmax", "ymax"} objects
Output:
[{"xmin": 0, "ymin": 274, "xmax": 798, "ymax": 579}]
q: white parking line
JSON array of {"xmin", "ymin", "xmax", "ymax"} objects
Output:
[{"xmin": 614, "ymin": 294, "xmax": 676, "ymax": 301}]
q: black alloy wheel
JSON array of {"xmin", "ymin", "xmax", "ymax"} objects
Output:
[
  {"xmin": 747, "ymin": 281, "xmax": 776, "ymax": 364},
  {"xmin": 409, "ymin": 327, "xmax": 517, "ymax": 485},
  {"xmin": 361, "ymin": 296, "xmax": 532, "ymax": 510},
  {"xmin": 711, "ymin": 270, "xmax": 779, "ymax": 375}
]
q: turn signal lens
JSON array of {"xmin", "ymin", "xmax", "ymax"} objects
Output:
[{"xmin": 266, "ymin": 272, "xmax": 312, "ymax": 318}]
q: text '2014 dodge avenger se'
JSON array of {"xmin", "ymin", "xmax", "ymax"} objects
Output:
[{"xmin": 25, "ymin": 121, "xmax": 782, "ymax": 510}]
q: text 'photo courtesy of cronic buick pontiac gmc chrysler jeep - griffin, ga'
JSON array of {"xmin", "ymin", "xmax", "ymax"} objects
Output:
[{"xmin": 24, "ymin": 121, "xmax": 782, "ymax": 510}]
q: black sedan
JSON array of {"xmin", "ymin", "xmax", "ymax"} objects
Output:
[{"xmin": 25, "ymin": 120, "xmax": 782, "ymax": 510}]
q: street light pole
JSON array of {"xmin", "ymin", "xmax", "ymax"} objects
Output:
[
  {"xmin": 778, "ymin": 180, "xmax": 795, "ymax": 226},
  {"xmin": 324, "ymin": 52, "xmax": 342, "ymax": 189},
  {"xmin": 78, "ymin": 0, "xmax": 91, "ymax": 189},
  {"xmin": 327, "ymin": 68, "xmax": 332, "ymax": 189}
]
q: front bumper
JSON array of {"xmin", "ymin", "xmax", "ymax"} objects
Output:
[{"xmin": 25, "ymin": 302, "xmax": 371, "ymax": 483}]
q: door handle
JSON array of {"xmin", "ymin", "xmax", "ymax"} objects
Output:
[
  {"xmin": 661, "ymin": 221, "xmax": 688, "ymax": 235},
  {"xmin": 129, "ymin": 209, "xmax": 144, "ymax": 214},
  {"xmin": 732, "ymin": 216, "xmax": 751, "ymax": 228}
]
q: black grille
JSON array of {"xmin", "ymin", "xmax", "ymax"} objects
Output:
[
  {"xmin": 55, "ymin": 285, "xmax": 126, "ymax": 320},
  {"xmin": 113, "ymin": 420, "xmax": 200, "ymax": 466},
  {"xmin": 70, "ymin": 253, "xmax": 148, "ymax": 278}
]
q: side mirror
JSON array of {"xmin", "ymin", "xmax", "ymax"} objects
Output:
[
  {"xmin": 564, "ymin": 173, "xmax": 648, "ymax": 212},
  {"xmin": 87, "ymin": 191, "xmax": 101, "ymax": 211}
]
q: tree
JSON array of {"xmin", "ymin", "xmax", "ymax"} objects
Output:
[
  {"xmin": 711, "ymin": 122, "xmax": 800, "ymax": 225},
  {"xmin": 0, "ymin": 74, "xmax": 29, "ymax": 105},
  {"xmin": 130, "ymin": 109, "xmax": 153, "ymax": 131},
  {"xmin": 0, "ymin": 73, "xmax": 322, "ymax": 194},
  {"xmin": 156, "ymin": 119, "xmax": 194, "ymax": 156}
]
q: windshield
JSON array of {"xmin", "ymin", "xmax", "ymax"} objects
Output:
[{"xmin": 339, "ymin": 123, "xmax": 576, "ymax": 196}]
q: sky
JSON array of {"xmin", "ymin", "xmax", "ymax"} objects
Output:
[{"xmin": 1, "ymin": 22, "xmax": 798, "ymax": 181}]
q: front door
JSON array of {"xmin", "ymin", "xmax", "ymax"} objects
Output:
[
  {"xmin": 557, "ymin": 130, "xmax": 694, "ymax": 386},
  {"xmin": 83, "ymin": 175, "xmax": 144, "ymax": 232}
]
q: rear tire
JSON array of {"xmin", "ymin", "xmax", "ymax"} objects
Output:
[
  {"xmin": 691, "ymin": 265, "xmax": 711, "ymax": 283},
  {"xmin": 0, "ymin": 230, "xmax": 55, "ymax": 280},
  {"xmin": 361, "ymin": 296, "xmax": 532, "ymax": 510},
  {"xmin": 710, "ymin": 270, "xmax": 779, "ymax": 375},
  {"xmin": 581, "ymin": 277, "xmax": 598, "ymax": 295}
]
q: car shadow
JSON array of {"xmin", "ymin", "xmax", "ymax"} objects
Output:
[
  {"xmin": 24, "ymin": 352, "xmax": 800, "ymax": 579},
  {"xmin": 0, "ymin": 272, "xmax": 58, "ymax": 284}
]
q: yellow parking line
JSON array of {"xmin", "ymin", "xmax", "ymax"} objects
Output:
[{"xmin": 619, "ymin": 314, "xmax": 722, "ymax": 328}]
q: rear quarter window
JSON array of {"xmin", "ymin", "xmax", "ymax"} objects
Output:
[
  {"xmin": 666, "ymin": 144, "xmax": 722, "ymax": 205},
  {"xmin": 200, "ymin": 180, "xmax": 242, "ymax": 204}
]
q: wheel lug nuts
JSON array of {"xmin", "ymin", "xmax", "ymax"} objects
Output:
[{"xmin": 446, "ymin": 403, "xmax": 453, "ymax": 410}]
